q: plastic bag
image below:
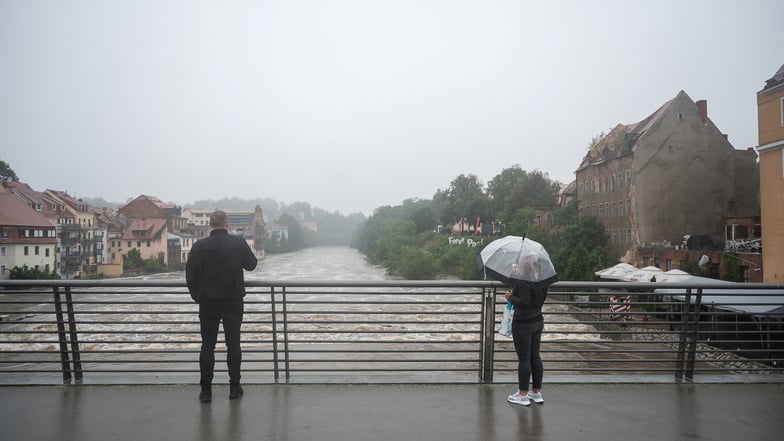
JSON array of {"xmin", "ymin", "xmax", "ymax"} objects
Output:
[{"xmin": 498, "ymin": 301, "xmax": 514, "ymax": 337}]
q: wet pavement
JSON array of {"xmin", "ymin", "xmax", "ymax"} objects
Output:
[{"xmin": 2, "ymin": 382, "xmax": 783, "ymax": 441}]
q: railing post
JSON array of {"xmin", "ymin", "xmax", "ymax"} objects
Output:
[
  {"xmin": 64, "ymin": 287, "xmax": 83, "ymax": 383},
  {"xmin": 685, "ymin": 289, "xmax": 703, "ymax": 382},
  {"xmin": 52, "ymin": 286, "xmax": 72, "ymax": 384},
  {"xmin": 675, "ymin": 288, "xmax": 690, "ymax": 382},
  {"xmin": 675, "ymin": 287, "xmax": 703, "ymax": 383},
  {"xmin": 270, "ymin": 287, "xmax": 279, "ymax": 382},
  {"xmin": 480, "ymin": 287, "xmax": 496, "ymax": 383},
  {"xmin": 281, "ymin": 286, "xmax": 290, "ymax": 382},
  {"xmin": 270, "ymin": 286, "xmax": 290, "ymax": 383}
]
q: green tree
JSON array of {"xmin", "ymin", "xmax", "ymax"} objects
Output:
[
  {"xmin": 438, "ymin": 174, "xmax": 488, "ymax": 226},
  {"xmin": 1, "ymin": 159, "xmax": 19, "ymax": 181},
  {"xmin": 546, "ymin": 214, "xmax": 612, "ymax": 281},
  {"xmin": 487, "ymin": 168, "xmax": 560, "ymax": 227},
  {"xmin": 143, "ymin": 252, "xmax": 166, "ymax": 273},
  {"xmin": 123, "ymin": 249, "xmax": 144, "ymax": 270},
  {"xmin": 511, "ymin": 170, "xmax": 560, "ymax": 209},
  {"xmin": 562, "ymin": 243, "xmax": 596, "ymax": 281},
  {"xmin": 722, "ymin": 252, "xmax": 743, "ymax": 282},
  {"xmin": 9, "ymin": 265, "xmax": 60, "ymax": 280},
  {"xmin": 486, "ymin": 165, "xmax": 527, "ymax": 218},
  {"xmin": 504, "ymin": 208, "xmax": 537, "ymax": 237},
  {"xmin": 392, "ymin": 245, "xmax": 437, "ymax": 279},
  {"xmin": 587, "ymin": 130, "xmax": 609, "ymax": 151}
]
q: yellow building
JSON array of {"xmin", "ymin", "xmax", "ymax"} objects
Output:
[{"xmin": 756, "ymin": 64, "xmax": 784, "ymax": 283}]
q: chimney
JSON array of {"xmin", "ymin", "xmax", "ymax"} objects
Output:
[{"xmin": 696, "ymin": 100, "xmax": 707, "ymax": 123}]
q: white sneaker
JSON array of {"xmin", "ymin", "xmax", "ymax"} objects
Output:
[
  {"xmin": 527, "ymin": 391, "xmax": 544, "ymax": 404},
  {"xmin": 507, "ymin": 392, "xmax": 531, "ymax": 406}
]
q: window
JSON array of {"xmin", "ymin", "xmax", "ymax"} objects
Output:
[
  {"xmin": 666, "ymin": 259, "xmax": 672, "ymax": 271},
  {"xmin": 781, "ymin": 97, "xmax": 784, "ymax": 127},
  {"xmin": 24, "ymin": 246, "xmax": 29, "ymax": 256},
  {"xmin": 35, "ymin": 246, "xmax": 39, "ymax": 255},
  {"xmin": 127, "ymin": 241, "xmax": 132, "ymax": 248},
  {"xmin": 137, "ymin": 241, "xmax": 141, "ymax": 248},
  {"xmin": 45, "ymin": 248, "xmax": 50, "ymax": 257},
  {"xmin": 146, "ymin": 241, "xmax": 151, "ymax": 247},
  {"xmin": 0, "ymin": 246, "xmax": 5, "ymax": 256}
]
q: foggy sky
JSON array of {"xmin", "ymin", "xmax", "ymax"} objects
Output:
[{"xmin": 2, "ymin": 1, "xmax": 782, "ymax": 215}]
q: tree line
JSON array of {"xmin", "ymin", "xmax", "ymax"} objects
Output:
[{"xmin": 352, "ymin": 165, "xmax": 614, "ymax": 281}]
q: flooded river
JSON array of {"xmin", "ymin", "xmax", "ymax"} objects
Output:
[{"xmin": 142, "ymin": 246, "xmax": 391, "ymax": 283}]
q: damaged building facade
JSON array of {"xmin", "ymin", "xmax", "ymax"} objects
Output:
[{"xmin": 575, "ymin": 91, "xmax": 761, "ymax": 280}]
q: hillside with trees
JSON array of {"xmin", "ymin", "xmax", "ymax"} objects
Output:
[{"xmin": 353, "ymin": 165, "xmax": 613, "ymax": 281}]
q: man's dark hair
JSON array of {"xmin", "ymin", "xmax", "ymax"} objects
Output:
[{"xmin": 209, "ymin": 210, "xmax": 228, "ymax": 229}]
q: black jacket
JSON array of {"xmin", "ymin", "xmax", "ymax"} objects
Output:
[
  {"xmin": 186, "ymin": 229, "xmax": 258, "ymax": 304},
  {"xmin": 508, "ymin": 286, "xmax": 547, "ymax": 323}
]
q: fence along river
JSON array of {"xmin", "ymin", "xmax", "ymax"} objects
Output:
[
  {"xmin": 1, "ymin": 246, "xmax": 779, "ymax": 383},
  {"xmin": 1, "ymin": 246, "xmax": 600, "ymax": 348}
]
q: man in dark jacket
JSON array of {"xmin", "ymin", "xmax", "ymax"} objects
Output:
[{"xmin": 186, "ymin": 210, "xmax": 258, "ymax": 403}]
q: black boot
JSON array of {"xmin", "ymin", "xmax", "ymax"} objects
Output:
[{"xmin": 229, "ymin": 385, "xmax": 244, "ymax": 400}]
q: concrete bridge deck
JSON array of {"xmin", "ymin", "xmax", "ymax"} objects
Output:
[{"xmin": 2, "ymin": 383, "xmax": 782, "ymax": 441}]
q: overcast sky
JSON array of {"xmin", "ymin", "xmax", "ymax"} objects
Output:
[{"xmin": 2, "ymin": 1, "xmax": 782, "ymax": 215}]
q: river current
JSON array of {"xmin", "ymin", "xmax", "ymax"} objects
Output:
[{"xmin": 142, "ymin": 246, "xmax": 390, "ymax": 282}]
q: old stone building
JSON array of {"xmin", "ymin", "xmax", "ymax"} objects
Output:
[{"xmin": 575, "ymin": 91, "xmax": 760, "ymax": 272}]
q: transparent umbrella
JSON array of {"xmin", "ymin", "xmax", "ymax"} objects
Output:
[{"xmin": 477, "ymin": 235, "xmax": 557, "ymax": 289}]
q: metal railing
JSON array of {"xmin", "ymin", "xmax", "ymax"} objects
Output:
[{"xmin": 0, "ymin": 279, "xmax": 782, "ymax": 385}]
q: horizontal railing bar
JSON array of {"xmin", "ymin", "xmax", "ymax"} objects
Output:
[{"xmin": 2, "ymin": 279, "xmax": 782, "ymax": 385}]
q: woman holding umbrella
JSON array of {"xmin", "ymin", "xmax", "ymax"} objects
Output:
[
  {"xmin": 477, "ymin": 236, "xmax": 556, "ymax": 407},
  {"xmin": 504, "ymin": 261, "xmax": 547, "ymax": 406}
]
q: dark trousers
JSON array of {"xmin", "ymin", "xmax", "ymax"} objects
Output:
[
  {"xmin": 511, "ymin": 319, "xmax": 544, "ymax": 391},
  {"xmin": 199, "ymin": 301, "xmax": 244, "ymax": 390}
]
